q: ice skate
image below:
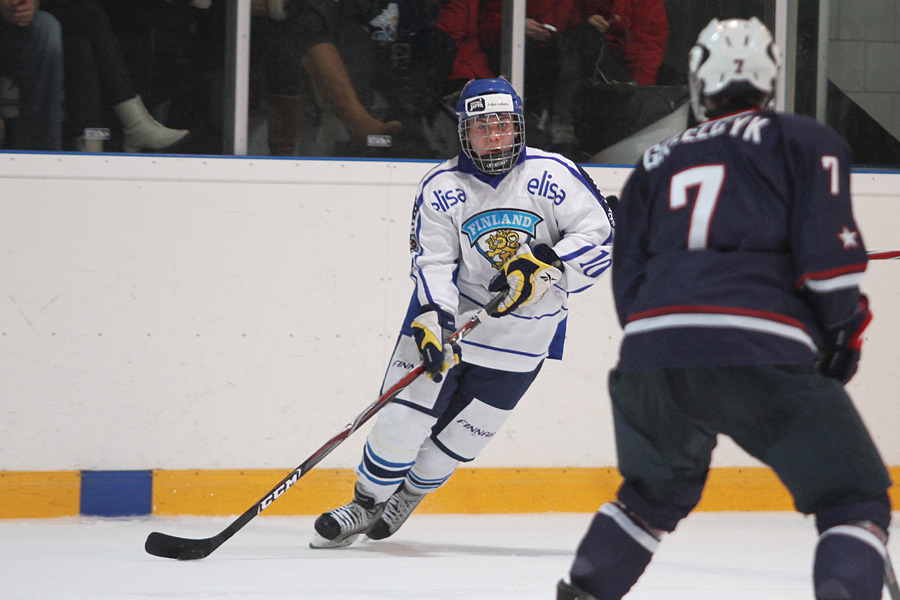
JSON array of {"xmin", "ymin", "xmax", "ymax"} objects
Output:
[
  {"xmin": 366, "ymin": 483, "xmax": 426, "ymax": 540},
  {"xmin": 556, "ymin": 579, "xmax": 599, "ymax": 600},
  {"xmin": 310, "ymin": 484, "xmax": 384, "ymax": 548}
]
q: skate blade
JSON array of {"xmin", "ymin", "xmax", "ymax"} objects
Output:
[{"xmin": 309, "ymin": 532, "xmax": 361, "ymax": 549}]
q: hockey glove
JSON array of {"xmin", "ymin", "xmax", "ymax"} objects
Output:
[
  {"xmin": 818, "ymin": 295, "xmax": 872, "ymax": 384},
  {"xmin": 489, "ymin": 244, "xmax": 563, "ymax": 316},
  {"xmin": 411, "ymin": 305, "xmax": 461, "ymax": 383}
]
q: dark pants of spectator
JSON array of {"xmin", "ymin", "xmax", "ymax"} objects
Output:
[
  {"xmin": 0, "ymin": 11, "xmax": 64, "ymax": 150},
  {"xmin": 47, "ymin": 0, "xmax": 135, "ymax": 139}
]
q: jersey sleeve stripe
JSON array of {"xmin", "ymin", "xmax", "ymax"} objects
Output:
[
  {"xmin": 795, "ymin": 263, "xmax": 866, "ymax": 289},
  {"xmin": 801, "ymin": 272, "xmax": 865, "ymax": 292}
]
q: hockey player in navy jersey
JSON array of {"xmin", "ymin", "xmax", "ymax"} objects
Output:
[
  {"xmin": 310, "ymin": 77, "xmax": 615, "ymax": 549},
  {"xmin": 558, "ymin": 17, "xmax": 893, "ymax": 600}
]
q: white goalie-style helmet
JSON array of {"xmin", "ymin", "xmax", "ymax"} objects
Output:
[{"xmin": 688, "ymin": 17, "xmax": 782, "ymax": 122}]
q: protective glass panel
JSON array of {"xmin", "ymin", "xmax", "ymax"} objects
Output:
[
  {"xmin": 557, "ymin": 0, "xmax": 775, "ymax": 165},
  {"xmin": 21, "ymin": 1, "xmax": 896, "ymax": 168},
  {"xmin": 807, "ymin": 0, "xmax": 900, "ymax": 169},
  {"xmin": 247, "ymin": 0, "xmax": 456, "ymax": 159},
  {"xmin": 0, "ymin": 1, "xmax": 223, "ymax": 154}
]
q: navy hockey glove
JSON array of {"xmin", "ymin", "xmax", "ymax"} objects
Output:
[
  {"xmin": 411, "ymin": 305, "xmax": 460, "ymax": 383},
  {"xmin": 818, "ymin": 295, "xmax": 872, "ymax": 384},
  {"xmin": 489, "ymin": 244, "xmax": 563, "ymax": 316}
]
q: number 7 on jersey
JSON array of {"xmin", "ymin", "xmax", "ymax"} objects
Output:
[{"xmin": 669, "ymin": 164, "xmax": 725, "ymax": 250}]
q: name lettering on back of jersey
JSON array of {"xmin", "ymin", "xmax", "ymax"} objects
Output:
[
  {"xmin": 462, "ymin": 209, "xmax": 543, "ymax": 268},
  {"xmin": 643, "ymin": 114, "xmax": 771, "ymax": 171},
  {"xmin": 430, "ymin": 188, "xmax": 467, "ymax": 212},
  {"xmin": 527, "ymin": 170, "xmax": 567, "ymax": 204}
]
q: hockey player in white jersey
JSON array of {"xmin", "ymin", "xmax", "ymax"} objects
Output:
[{"xmin": 310, "ymin": 77, "xmax": 615, "ymax": 549}]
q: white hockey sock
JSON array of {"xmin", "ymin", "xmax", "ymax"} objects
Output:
[
  {"xmin": 357, "ymin": 403, "xmax": 436, "ymax": 502},
  {"xmin": 404, "ymin": 437, "xmax": 458, "ymax": 494}
]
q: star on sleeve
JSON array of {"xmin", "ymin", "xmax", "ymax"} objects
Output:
[{"xmin": 837, "ymin": 226, "xmax": 859, "ymax": 249}]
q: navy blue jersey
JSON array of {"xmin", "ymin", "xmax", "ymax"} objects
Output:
[{"xmin": 613, "ymin": 109, "xmax": 868, "ymax": 372}]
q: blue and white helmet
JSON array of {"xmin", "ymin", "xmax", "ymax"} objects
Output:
[
  {"xmin": 456, "ymin": 78, "xmax": 525, "ymax": 175},
  {"xmin": 688, "ymin": 17, "xmax": 781, "ymax": 122}
]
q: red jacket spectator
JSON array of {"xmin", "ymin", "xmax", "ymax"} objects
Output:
[
  {"xmin": 570, "ymin": 0, "xmax": 668, "ymax": 85},
  {"xmin": 437, "ymin": 0, "xmax": 495, "ymax": 83},
  {"xmin": 477, "ymin": 0, "xmax": 576, "ymax": 50}
]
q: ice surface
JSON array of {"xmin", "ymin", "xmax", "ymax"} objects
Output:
[{"xmin": 2, "ymin": 512, "xmax": 897, "ymax": 599}]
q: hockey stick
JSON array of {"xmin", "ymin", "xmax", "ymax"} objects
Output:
[
  {"xmin": 884, "ymin": 546, "xmax": 900, "ymax": 600},
  {"xmin": 145, "ymin": 291, "xmax": 507, "ymax": 560},
  {"xmin": 868, "ymin": 250, "xmax": 900, "ymax": 261}
]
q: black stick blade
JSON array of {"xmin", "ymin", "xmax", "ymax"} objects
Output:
[{"xmin": 145, "ymin": 532, "xmax": 215, "ymax": 560}]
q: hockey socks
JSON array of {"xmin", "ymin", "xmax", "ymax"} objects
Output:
[
  {"xmin": 814, "ymin": 522, "xmax": 889, "ymax": 600},
  {"xmin": 568, "ymin": 502, "xmax": 660, "ymax": 599}
]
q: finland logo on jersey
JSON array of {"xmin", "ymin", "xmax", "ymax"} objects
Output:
[{"xmin": 462, "ymin": 209, "xmax": 543, "ymax": 268}]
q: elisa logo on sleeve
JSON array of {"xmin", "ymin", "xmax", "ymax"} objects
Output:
[{"xmin": 462, "ymin": 209, "xmax": 543, "ymax": 268}]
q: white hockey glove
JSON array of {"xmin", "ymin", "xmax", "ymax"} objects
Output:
[
  {"xmin": 489, "ymin": 244, "xmax": 563, "ymax": 316},
  {"xmin": 411, "ymin": 305, "xmax": 461, "ymax": 383}
]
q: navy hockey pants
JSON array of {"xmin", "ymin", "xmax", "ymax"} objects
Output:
[{"xmin": 608, "ymin": 365, "xmax": 892, "ymax": 532}]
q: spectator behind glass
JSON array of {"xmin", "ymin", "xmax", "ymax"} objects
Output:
[
  {"xmin": 332, "ymin": 0, "xmax": 456, "ymax": 159},
  {"xmin": 43, "ymin": 0, "xmax": 190, "ymax": 152},
  {"xmin": 438, "ymin": 0, "xmax": 573, "ymax": 152},
  {"xmin": 477, "ymin": 0, "xmax": 573, "ymax": 109},
  {"xmin": 550, "ymin": 0, "xmax": 668, "ymax": 152},
  {"xmin": 567, "ymin": 0, "xmax": 668, "ymax": 86},
  {"xmin": 251, "ymin": 0, "xmax": 401, "ymax": 156},
  {"xmin": 0, "ymin": 0, "xmax": 63, "ymax": 150},
  {"xmin": 437, "ymin": 0, "xmax": 495, "ymax": 92}
]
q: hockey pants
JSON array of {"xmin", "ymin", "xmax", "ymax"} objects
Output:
[{"xmin": 356, "ymin": 344, "xmax": 541, "ymax": 503}]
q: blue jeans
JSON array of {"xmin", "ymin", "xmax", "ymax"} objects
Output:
[{"xmin": 0, "ymin": 11, "xmax": 64, "ymax": 150}]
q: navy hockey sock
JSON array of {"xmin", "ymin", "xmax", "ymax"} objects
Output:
[
  {"xmin": 569, "ymin": 503, "xmax": 659, "ymax": 599},
  {"xmin": 814, "ymin": 523, "xmax": 887, "ymax": 600}
]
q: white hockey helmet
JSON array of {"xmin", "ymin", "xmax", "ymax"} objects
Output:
[{"xmin": 688, "ymin": 17, "xmax": 782, "ymax": 122}]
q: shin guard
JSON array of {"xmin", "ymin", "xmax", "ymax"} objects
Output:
[
  {"xmin": 814, "ymin": 522, "xmax": 887, "ymax": 600},
  {"xmin": 569, "ymin": 502, "xmax": 659, "ymax": 600}
]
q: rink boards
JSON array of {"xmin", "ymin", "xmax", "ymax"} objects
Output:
[
  {"xmin": 3, "ymin": 466, "xmax": 899, "ymax": 518},
  {"xmin": 3, "ymin": 156, "xmax": 898, "ymax": 521}
]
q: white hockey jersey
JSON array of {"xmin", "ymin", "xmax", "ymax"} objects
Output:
[{"xmin": 405, "ymin": 147, "xmax": 615, "ymax": 372}]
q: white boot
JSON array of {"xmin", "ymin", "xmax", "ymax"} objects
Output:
[{"xmin": 113, "ymin": 96, "xmax": 189, "ymax": 153}]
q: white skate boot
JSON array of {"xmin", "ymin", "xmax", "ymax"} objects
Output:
[
  {"xmin": 366, "ymin": 483, "xmax": 427, "ymax": 540},
  {"xmin": 310, "ymin": 484, "xmax": 384, "ymax": 548}
]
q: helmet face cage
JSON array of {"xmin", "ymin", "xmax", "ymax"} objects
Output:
[
  {"xmin": 456, "ymin": 78, "xmax": 525, "ymax": 175},
  {"xmin": 688, "ymin": 17, "xmax": 781, "ymax": 122},
  {"xmin": 459, "ymin": 111, "xmax": 525, "ymax": 176}
]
